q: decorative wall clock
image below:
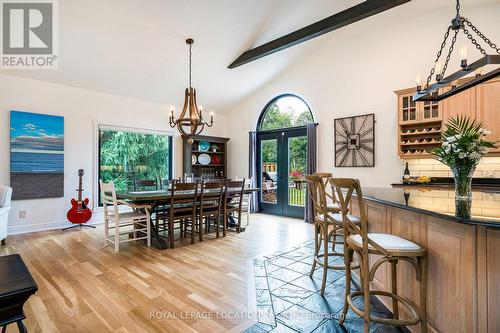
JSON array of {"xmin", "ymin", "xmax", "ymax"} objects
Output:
[{"xmin": 334, "ymin": 113, "xmax": 375, "ymax": 167}]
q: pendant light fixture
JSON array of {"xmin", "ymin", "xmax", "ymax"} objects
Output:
[
  {"xmin": 169, "ymin": 38, "xmax": 214, "ymax": 139},
  {"xmin": 413, "ymin": 0, "xmax": 499, "ymax": 102}
]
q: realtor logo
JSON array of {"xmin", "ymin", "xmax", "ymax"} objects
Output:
[{"xmin": 1, "ymin": 0, "xmax": 58, "ymax": 68}]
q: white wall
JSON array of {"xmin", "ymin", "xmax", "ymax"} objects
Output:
[
  {"xmin": 0, "ymin": 73, "xmax": 227, "ymax": 235},
  {"xmin": 223, "ymin": 1, "xmax": 500, "ymax": 186}
]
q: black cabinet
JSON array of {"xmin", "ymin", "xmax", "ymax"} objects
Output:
[{"xmin": 182, "ymin": 135, "xmax": 230, "ymax": 179}]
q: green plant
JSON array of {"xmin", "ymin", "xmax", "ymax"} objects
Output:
[{"xmin": 432, "ymin": 116, "xmax": 496, "ymax": 168}]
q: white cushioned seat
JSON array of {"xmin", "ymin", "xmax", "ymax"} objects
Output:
[
  {"xmin": 329, "ymin": 213, "xmax": 361, "ymax": 225},
  {"xmin": 347, "ymin": 233, "xmax": 422, "ymax": 252},
  {"xmin": 326, "ymin": 202, "xmax": 341, "ymax": 211},
  {"xmin": 316, "ymin": 213, "xmax": 361, "ymax": 225}
]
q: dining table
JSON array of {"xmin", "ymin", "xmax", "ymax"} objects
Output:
[{"xmin": 116, "ymin": 187, "xmax": 259, "ymax": 249}]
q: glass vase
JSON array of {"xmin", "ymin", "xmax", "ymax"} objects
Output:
[{"xmin": 451, "ymin": 164, "xmax": 475, "ymax": 219}]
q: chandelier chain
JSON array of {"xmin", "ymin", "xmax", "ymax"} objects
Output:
[
  {"xmin": 463, "ymin": 19, "xmax": 500, "ymax": 54},
  {"xmin": 456, "ymin": 0, "xmax": 460, "ymax": 16},
  {"xmin": 189, "ymin": 43, "xmax": 192, "ymax": 87},
  {"xmin": 441, "ymin": 29, "xmax": 459, "ymax": 78},
  {"xmin": 425, "ymin": 25, "xmax": 452, "ymax": 88}
]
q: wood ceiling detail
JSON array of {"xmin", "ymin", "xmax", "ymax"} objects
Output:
[{"xmin": 228, "ymin": 0, "xmax": 411, "ymax": 69}]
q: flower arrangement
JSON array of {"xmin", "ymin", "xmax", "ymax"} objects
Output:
[{"xmin": 432, "ymin": 116, "xmax": 496, "ymax": 218}]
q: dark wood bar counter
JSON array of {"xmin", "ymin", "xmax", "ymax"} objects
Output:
[{"xmin": 349, "ymin": 187, "xmax": 500, "ymax": 333}]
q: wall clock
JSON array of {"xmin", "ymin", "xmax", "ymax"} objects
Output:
[{"xmin": 334, "ymin": 113, "xmax": 375, "ymax": 167}]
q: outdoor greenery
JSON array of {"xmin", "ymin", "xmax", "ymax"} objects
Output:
[
  {"xmin": 260, "ymin": 104, "xmax": 313, "ymax": 131},
  {"xmin": 260, "ymin": 99, "xmax": 312, "ymax": 179},
  {"xmin": 260, "ymin": 97, "xmax": 312, "ymax": 207},
  {"xmin": 99, "ymin": 130, "xmax": 171, "ymax": 193}
]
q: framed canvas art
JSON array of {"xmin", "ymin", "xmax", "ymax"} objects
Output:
[
  {"xmin": 334, "ymin": 113, "xmax": 375, "ymax": 167},
  {"xmin": 10, "ymin": 111, "xmax": 64, "ymax": 200}
]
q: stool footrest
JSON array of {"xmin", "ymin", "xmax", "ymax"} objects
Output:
[{"xmin": 347, "ymin": 290, "xmax": 420, "ymax": 326}]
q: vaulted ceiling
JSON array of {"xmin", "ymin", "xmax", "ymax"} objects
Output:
[{"xmin": 1, "ymin": 0, "xmax": 494, "ymax": 113}]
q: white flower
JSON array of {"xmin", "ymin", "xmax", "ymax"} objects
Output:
[
  {"xmin": 458, "ymin": 152, "xmax": 467, "ymax": 159},
  {"xmin": 479, "ymin": 128, "xmax": 491, "ymax": 136}
]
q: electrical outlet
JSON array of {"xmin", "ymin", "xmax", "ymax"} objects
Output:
[{"xmin": 19, "ymin": 210, "xmax": 27, "ymax": 218}]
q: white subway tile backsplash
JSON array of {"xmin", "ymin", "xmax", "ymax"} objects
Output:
[{"xmin": 403, "ymin": 157, "xmax": 500, "ymax": 179}]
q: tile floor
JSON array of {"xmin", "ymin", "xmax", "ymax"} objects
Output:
[{"xmin": 244, "ymin": 241, "xmax": 410, "ymax": 333}]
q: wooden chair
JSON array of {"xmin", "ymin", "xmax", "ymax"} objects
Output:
[
  {"xmin": 331, "ymin": 178, "xmax": 427, "ymax": 333},
  {"xmin": 99, "ymin": 181, "xmax": 151, "ymax": 252},
  {"xmin": 305, "ymin": 175, "xmax": 358, "ymax": 295},
  {"xmin": 240, "ymin": 178, "xmax": 253, "ymax": 226},
  {"xmin": 134, "ymin": 179, "xmax": 158, "ymax": 191},
  {"xmin": 198, "ymin": 181, "xmax": 224, "ymax": 240},
  {"xmin": 158, "ymin": 181, "xmax": 198, "ymax": 247},
  {"xmin": 224, "ymin": 179, "xmax": 245, "ymax": 234}
]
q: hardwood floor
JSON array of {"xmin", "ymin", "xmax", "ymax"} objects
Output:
[{"xmin": 0, "ymin": 214, "xmax": 313, "ymax": 333}]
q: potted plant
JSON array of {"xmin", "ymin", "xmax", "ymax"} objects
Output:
[{"xmin": 432, "ymin": 116, "xmax": 496, "ymax": 218}]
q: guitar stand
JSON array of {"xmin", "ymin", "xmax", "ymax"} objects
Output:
[{"xmin": 62, "ymin": 224, "xmax": 96, "ymax": 231}]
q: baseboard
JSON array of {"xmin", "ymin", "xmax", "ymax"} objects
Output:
[{"xmin": 8, "ymin": 216, "xmax": 104, "ymax": 236}]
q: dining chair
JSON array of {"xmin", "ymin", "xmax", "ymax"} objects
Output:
[
  {"xmin": 305, "ymin": 175, "xmax": 358, "ymax": 295},
  {"xmin": 239, "ymin": 178, "xmax": 253, "ymax": 227},
  {"xmin": 331, "ymin": 178, "xmax": 427, "ymax": 333},
  {"xmin": 224, "ymin": 179, "xmax": 245, "ymax": 234},
  {"xmin": 158, "ymin": 181, "xmax": 198, "ymax": 247},
  {"xmin": 198, "ymin": 181, "xmax": 224, "ymax": 240},
  {"xmin": 99, "ymin": 180, "xmax": 151, "ymax": 252},
  {"xmin": 134, "ymin": 179, "xmax": 158, "ymax": 191}
]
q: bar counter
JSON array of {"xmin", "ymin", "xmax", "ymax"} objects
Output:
[
  {"xmin": 348, "ymin": 187, "xmax": 500, "ymax": 333},
  {"xmin": 362, "ymin": 187, "xmax": 500, "ymax": 227}
]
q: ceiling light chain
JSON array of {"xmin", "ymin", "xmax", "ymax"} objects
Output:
[
  {"xmin": 424, "ymin": 26, "xmax": 452, "ymax": 88},
  {"xmin": 463, "ymin": 19, "xmax": 499, "ymax": 54},
  {"xmin": 189, "ymin": 41, "xmax": 192, "ymax": 88}
]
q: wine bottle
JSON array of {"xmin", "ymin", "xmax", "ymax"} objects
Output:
[{"xmin": 403, "ymin": 162, "xmax": 411, "ymax": 183}]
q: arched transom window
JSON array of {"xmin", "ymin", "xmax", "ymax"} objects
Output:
[{"xmin": 258, "ymin": 95, "xmax": 313, "ymax": 131}]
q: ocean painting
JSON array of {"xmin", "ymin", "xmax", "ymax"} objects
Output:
[{"xmin": 10, "ymin": 111, "xmax": 64, "ymax": 200}]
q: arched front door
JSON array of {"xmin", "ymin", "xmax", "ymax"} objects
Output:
[{"xmin": 257, "ymin": 94, "xmax": 314, "ymax": 218}]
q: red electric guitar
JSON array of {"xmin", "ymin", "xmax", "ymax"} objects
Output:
[{"xmin": 64, "ymin": 169, "xmax": 94, "ymax": 230}]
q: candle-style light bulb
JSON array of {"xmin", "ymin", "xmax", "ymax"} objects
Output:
[
  {"xmin": 435, "ymin": 62, "xmax": 442, "ymax": 81},
  {"xmin": 460, "ymin": 45, "xmax": 468, "ymax": 68},
  {"xmin": 415, "ymin": 75, "xmax": 422, "ymax": 91},
  {"xmin": 210, "ymin": 111, "xmax": 214, "ymax": 122}
]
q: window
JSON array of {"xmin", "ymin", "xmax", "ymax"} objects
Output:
[
  {"xmin": 259, "ymin": 95, "xmax": 313, "ymax": 131},
  {"xmin": 98, "ymin": 126, "xmax": 173, "ymax": 198}
]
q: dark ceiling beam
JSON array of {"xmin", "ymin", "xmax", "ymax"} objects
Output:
[{"xmin": 228, "ymin": 0, "xmax": 411, "ymax": 69}]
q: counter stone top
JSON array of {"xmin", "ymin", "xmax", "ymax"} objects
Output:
[{"xmin": 360, "ymin": 187, "xmax": 500, "ymax": 227}]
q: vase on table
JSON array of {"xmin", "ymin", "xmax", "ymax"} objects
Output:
[{"xmin": 451, "ymin": 164, "xmax": 475, "ymax": 219}]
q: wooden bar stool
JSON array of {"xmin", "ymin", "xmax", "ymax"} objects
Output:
[
  {"xmin": 305, "ymin": 175, "xmax": 359, "ymax": 296},
  {"xmin": 331, "ymin": 178, "xmax": 427, "ymax": 333}
]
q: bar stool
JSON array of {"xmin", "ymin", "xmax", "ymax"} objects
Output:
[
  {"xmin": 305, "ymin": 175, "xmax": 359, "ymax": 295},
  {"xmin": 331, "ymin": 178, "xmax": 427, "ymax": 333}
]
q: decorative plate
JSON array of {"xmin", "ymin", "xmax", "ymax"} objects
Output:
[
  {"xmin": 212, "ymin": 155, "xmax": 220, "ymax": 165},
  {"xmin": 198, "ymin": 153, "xmax": 211, "ymax": 165},
  {"xmin": 192, "ymin": 154, "xmax": 197, "ymax": 164},
  {"xmin": 199, "ymin": 141, "xmax": 210, "ymax": 151}
]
